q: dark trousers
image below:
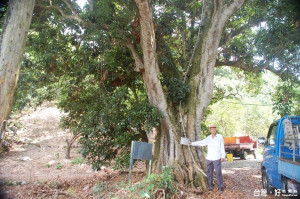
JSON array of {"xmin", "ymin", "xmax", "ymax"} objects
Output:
[{"xmin": 206, "ymin": 159, "xmax": 224, "ymax": 189}]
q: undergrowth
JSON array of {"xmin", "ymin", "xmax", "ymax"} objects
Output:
[{"xmin": 93, "ymin": 166, "xmax": 177, "ymax": 199}]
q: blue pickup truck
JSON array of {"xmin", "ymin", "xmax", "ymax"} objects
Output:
[{"xmin": 261, "ymin": 116, "xmax": 300, "ymax": 196}]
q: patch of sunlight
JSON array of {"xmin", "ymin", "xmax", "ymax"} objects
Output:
[
  {"xmin": 12, "ymin": 147, "xmax": 27, "ymax": 152},
  {"xmin": 37, "ymin": 107, "xmax": 62, "ymax": 120},
  {"xmin": 233, "ymin": 167, "xmax": 251, "ymax": 171},
  {"xmin": 222, "ymin": 169, "xmax": 235, "ymax": 174},
  {"xmin": 76, "ymin": 0, "xmax": 87, "ymax": 9},
  {"xmin": 252, "ymin": 175, "xmax": 261, "ymax": 179},
  {"xmin": 18, "ymin": 156, "xmax": 32, "ymax": 161},
  {"xmin": 32, "ymin": 135, "xmax": 54, "ymax": 143}
]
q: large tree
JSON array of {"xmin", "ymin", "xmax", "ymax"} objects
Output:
[
  {"xmin": 30, "ymin": 0, "xmax": 246, "ymax": 187},
  {"xmin": 128, "ymin": 0, "xmax": 246, "ymax": 187},
  {"xmin": 0, "ymin": 0, "xmax": 35, "ymax": 122}
]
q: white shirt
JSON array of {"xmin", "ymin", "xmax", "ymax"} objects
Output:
[{"xmin": 191, "ymin": 134, "xmax": 225, "ymax": 161}]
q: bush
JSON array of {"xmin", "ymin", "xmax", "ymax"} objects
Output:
[
  {"xmin": 131, "ymin": 166, "xmax": 177, "ymax": 198},
  {"xmin": 71, "ymin": 157, "xmax": 84, "ymax": 165},
  {"xmin": 59, "ymin": 86, "xmax": 163, "ymax": 170},
  {"xmin": 93, "ymin": 166, "xmax": 177, "ymax": 198}
]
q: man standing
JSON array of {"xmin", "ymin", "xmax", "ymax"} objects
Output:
[{"xmin": 189, "ymin": 125, "xmax": 225, "ymax": 193}]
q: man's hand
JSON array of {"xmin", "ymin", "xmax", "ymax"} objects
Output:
[{"xmin": 221, "ymin": 158, "xmax": 225, "ymax": 162}]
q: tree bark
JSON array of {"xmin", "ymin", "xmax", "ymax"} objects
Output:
[
  {"xmin": 134, "ymin": 0, "xmax": 180, "ymax": 169},
  {"xmin": 0, "ymin": 0, "xmax": 35, "ymax": 123},
  {"xmin": 65, "ymin": 134, "xmax": 79, "ymax": 159},
  {"xmin": 0, "ymin": 120, "xmax": 8, "ymax": 148},
  {"xmin": 192, "ymin": 0, "xmax": 246, "ymax": 137},
  {"xmin": 186, "ymin": 0, "xmax": 246, "ymax": 162}
]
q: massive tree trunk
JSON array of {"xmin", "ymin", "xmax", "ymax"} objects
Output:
[
  {"xmin": 0, "ymin": 0, "xmax": 35, "ymax": 123},
  {"xmin": 134, "ymin": 0, "xmax": 181, "ymax": 169},
  {"xmin": 132, "ymin": 0, "xmax": 245, "ymax": 188},
  {"xmin": 186, "ymin": 0, "xmax": 246, "ymax": 159}
]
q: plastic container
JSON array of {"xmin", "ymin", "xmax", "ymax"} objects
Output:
[{"xmin": 227, "ymin": 153, "xmax": 233, "ymax": 161}]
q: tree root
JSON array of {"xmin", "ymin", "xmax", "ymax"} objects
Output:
[
  {"xmin": 172, "ymin": 161, "xmax": 207, "ymax": 189},
  {"xmin": 173, "ymin": 162, "xmax": 186, "ymax": 185},
  {"xmin": 153, "ymin": 188, "xmax": 165, "ymax": 199},
  {"xmin": 53, "ymin": 189, "xmax": 68, "ymax": 199}
]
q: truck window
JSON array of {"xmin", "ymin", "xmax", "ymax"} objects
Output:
[{"xmin": 267, "ymin": 124, "xmax": 277, "ymax": 145}]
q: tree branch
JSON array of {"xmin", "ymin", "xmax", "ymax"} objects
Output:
[
  {"xmin": 126, "ymin": 40, "xmax": 144, "ymax": 72},
  {"xmin": 221, "ymin": 17, "xmax": 264, "ymax": 45},
  {"xmin": 88, "ymin": 0, "xmax": 93, "ymax": 12},
  {"xmin": 216, "ymin": 59, "xmax": 300, "ymax": 84},
  {"xmin": 35, "ymin": 3, "xmax": 83, "ymax": 24},
  {"xmin": 36, "ymin": 0, "xmax": 113, "ymax": 31},
  {"xmin": 213, "ymin": 84, "xmax": 243, "ymax": 101},
  {"xmin": 62, "ymin": 0, "xmax": 77, "ymax": 15},
  {"xmin": 216, "ymin": 60, "xmax": 266, "ymax": 71},
  {"xmin": 61, "ymin": 0, "xmax": 85, "ymax": 25}
]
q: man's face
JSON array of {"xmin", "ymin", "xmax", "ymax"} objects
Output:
[{"xmin": 209, "ymin": 127, "xmax": 217, "ymax": 134}]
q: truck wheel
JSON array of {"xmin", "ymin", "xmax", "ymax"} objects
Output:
[
  {"xmin": 240, "ymin": 153, "xmax": 244, "ymax": 160},
  {"xmin": 240, "ymin": 151, "xmax": 247, "ymax": 160},
  {"xmin": 262, "ymin": 170, "xmax": 274, "ymax": 194}
]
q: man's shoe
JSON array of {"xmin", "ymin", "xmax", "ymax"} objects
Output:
[{"xmin": 218, "ymin": 187, "xmax": 224, "ymax": 193}]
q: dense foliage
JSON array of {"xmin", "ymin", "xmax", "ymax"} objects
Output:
[
  {"xmin": 9, "ymin": 1, "xmax": 164, "ymax": 169},
  {"xmin": 61, "ymin": 85, "xmax": 163, "ymax": 170},
  {"xmin": 272, "ymin": 80, "xmax": 300, "ymax": 117}
]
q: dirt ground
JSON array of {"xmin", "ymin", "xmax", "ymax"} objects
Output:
[{"xmin": 0, "ymin": 103, "xmax": 286, "ymax": 198}]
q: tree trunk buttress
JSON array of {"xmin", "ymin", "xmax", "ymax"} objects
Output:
[
  {"xmin": 134, "ymin": 0, "xmax": 181, "ymax": 169},
  {"xmin": 0, "ymin": 0, "xmax": 35, "ymax": 123}
]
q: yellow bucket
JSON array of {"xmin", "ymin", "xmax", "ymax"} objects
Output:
[{"xmin": 226, "ymin": 153, "xmax": 233, "ymax": 161}]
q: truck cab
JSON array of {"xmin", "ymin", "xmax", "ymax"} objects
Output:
[{"xmin": 261, "ymin": 116, "xmax": 300, "ymax": 196}]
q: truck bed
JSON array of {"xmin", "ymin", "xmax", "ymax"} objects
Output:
[
  {"xmin": 278, "ymin": 158, "xmax": 300, "ymax": 182},
  {"xmin": 279, "ymin": 138, "xmax": 300, "ymax": 164},
  {"xmin": 279, "ymin": 157, "xmax": 300, "ymax": 164},
  {"xmin": 224, "ymin": 136, "xmax": 257, "ymax": 150},
  {"xmin": 225, "ymin": 143, "xmax": 255, "ymax": 150},
  {"xmin": 278, "ymin": 137, "xmax": 300, "ymax": 182}
]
